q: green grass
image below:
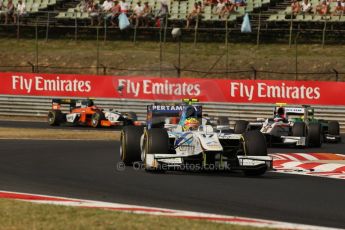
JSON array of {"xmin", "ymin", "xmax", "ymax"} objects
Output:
[
  {"xmin": 0, "ymin": 199, "xmax": 270, "ymax": 230},
  {"xmin": 0, "ymin": 38, "xmax": 344, "ymax": 80}
]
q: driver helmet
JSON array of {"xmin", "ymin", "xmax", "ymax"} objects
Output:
[
  {"xmin": 183, "ymin": 117, "xmax": 200, "ymax": 131},
  {"xmin": 274, "ymin": 107, "xmax": 286, "ymax": 122},
  {"xmin": 277, "ymin": 107, "xmax": 285, "ymax": 117}
]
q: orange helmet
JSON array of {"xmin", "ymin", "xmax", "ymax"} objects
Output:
[{"xmin": 183, "ymin": 118, "xmax": 200, "ymax": 131}]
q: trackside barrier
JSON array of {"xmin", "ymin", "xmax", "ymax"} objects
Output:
[{"xmin": 1, "ymin": 95, "xmax": 345, "ymax": 130}]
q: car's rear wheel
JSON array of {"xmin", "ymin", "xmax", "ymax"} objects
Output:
[
  {"xmin": 292, "ymin": 122, "xmax": 306, "ymax": 137},
  {"xmin": 142, "ymin": 128, "xmax": 170, "ymax": 171},
  {"xmin": 48, "ymin": 110, "xmax": 63, "ymax": 126},
  {"xmin": 91, "ymin": 110, "xmax": 105, "ymax": 128},
  {"xmin": 242, "ymin": 130, "xmax": 268, "ymax": 176},
  {"xmin": 234, "ymin": 120, "xmax": 249, "ymax": 134},
  {"xmin": 328, "ymin": 121, "xmax": 340, "ymax": 136},
  {"xmin": 308, "ymin": 123, "xmax": 322, "ymax": 147},
  {"xmin": 120, "ymin": 126, "xmax": 143, "ymax": 165},
  {"xmin": 242, "ymin": 130, "xmax": 267, "ymax": 156}
]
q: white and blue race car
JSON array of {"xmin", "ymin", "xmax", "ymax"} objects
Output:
[{"xmin": 119, "ymin": 100, "xmax": 272, "ymax": 176}]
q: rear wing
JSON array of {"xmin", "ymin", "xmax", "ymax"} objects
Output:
[
  {"xmin": 51, "ymin": 98, "xmax": 95, "ymax": 111},
  {"xmin": 274, "ymin": 107, "xmax": 314, "ymax": 116},
  {"xmin": 147, "ymin": 103, "xmax": 202, "ymax": 129},
  {"xmin": 51, "ymin": 99, "xmax": 77, "ymax": 110}
]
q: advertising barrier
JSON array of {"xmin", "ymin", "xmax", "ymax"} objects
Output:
[{"xmin": 0, "ymin": 72, "xmax": 344, "ymax": 106}]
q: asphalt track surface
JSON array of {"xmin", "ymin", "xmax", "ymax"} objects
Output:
[{"xmin": 1, "ymin": 121, "xmax": 345, "ymax": 228}]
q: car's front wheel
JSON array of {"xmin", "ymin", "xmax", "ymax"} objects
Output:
[
  {"xmin": 120, "ymin": 126, "xmax": 143, "ymax": 165},
  {"xmin": 142, "ymin": 128, "xmax": 170, "ymax": 172}
]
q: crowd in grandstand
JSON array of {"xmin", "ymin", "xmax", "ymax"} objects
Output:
[
  {"xmin": 81, "ymin": 0, "xmax": 168, "ymax": 26},
  {"xmin": 290, "ymin": 0, "xmax": 345, "ymax": 17},
  {"xmin": 0, "ymin": 0, "xmax": 344, "ymax": 25},
  {"xmin": 0, "ymin": 0, "xmax": 27, "ymax": 24}
]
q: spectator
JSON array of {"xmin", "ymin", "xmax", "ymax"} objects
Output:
[
  {"xmin": 102, "ymin": 0, "xmax": 114, "ymax": 24},
  {"xmin": 186, "ymin": 2, "xmax": 201, "ymax": 28},
  {"xmin": 213, "ymin": 0, "xmax": 225, "ymax": 15},
  {"xmin": 142, "ymin": 2, "xmax": 152, "ymax": 27},
  {"xmin": 78, "ymin": 0, "xmax": 88, "ymax": 12},
  {"xmin": 90, "ymin": 3, "xmax": 101, "ymax": 26},
  {"xmin": 0, "ymin": 0, "xmax": 5, "ymax": 23},
  {"xmin": 291, "ymin": 0, "xmax": 301, "ymax": 15},
  {"xmin": 220, "ymin": 2, "xmax": 235, "ymax": 19},
  {"xmin": 333, "ymin": 0, "xmax": 344, "ymax": 15},
  {"xmin": 130, "ymin": 1, "xmax": 144, "ymax": 27},
  {"xmin": 203, "ymin": 0, "xmax": 217, "ymax": 6},
  {"xmin": 4, "ymin": 0, "xmax": 14, "ymax": 24},
  {"xmin": 157, "ymin": 0, "xmax": 169, "ymax": 18},
  {"xmin": 234, "ymin": 0, "xmax": 246, "ymax": 7},
  {"xmin": 119, "ymin": 0, "xmax": 129, "ymax": 13},
  {"xmin": 14, "ymin": 0, "xmax": 27, "ymax": 24},
  {"xmin": 110, "ymin": 1, "xmax": 121, "ymax": 27},
  {"xmin": 156, "ymin": 0, "xmax": 169, "ymax": 27},
  {"xmin": 86, "ymin": 0, "xmax": 94, "ymax": 12},
  {"xmin": 301, "ymin": 0, "xmax": 312, "ymax": 14},
  {"xmin": 315, "ymin": 0, "xmax": 329, "ymax": 15}
]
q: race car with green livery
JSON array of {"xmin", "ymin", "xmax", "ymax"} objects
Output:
[
  {"xmin": 119, "ymin": 99, "xmax": 272, "ymax": 176},
  {"xmin": 244, "ymin": 104, "xmax": 341, "ymax": 147}
]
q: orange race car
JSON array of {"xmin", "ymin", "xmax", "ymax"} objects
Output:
[{"xmin": 47, "ymin": 98, "xmax": 139, "ymax": 127}]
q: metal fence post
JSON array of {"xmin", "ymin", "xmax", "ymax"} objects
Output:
[
  {"xmin": 101, "ymin": 64, "xmax": 107, "ymax": 75},
  {"xmin": 177, "ymin": 36, "xmax": 181, "ymax": 78},
  {"xmin": 288, "ymin": 14, "xmax": 293, "ymax": 47},
  {"xmin": 96, "ymin": 27, "xmax": 100, "ymax": 75},
  {"xmin": 133, "ymin": 23, "xmax": 137, "ymax": 44},
  {"xmin": 295, "ymin": 32, "xmax": 299, "ymax": 80},
  {"xmin": 193, "ymin": 15, "xmax": 199, "ymax": 46},
  {"xmin": 16, "ymin": 14, "xmax": 20, "ymax": 39},
  {"xmin": 256, "ymin": 11, "xmax": 261, "ymax": 47},
  {"xmin": 35, "ymin": 22, "xmax": 39, "ymax": 73},
  {"xmin": 225, "ymin": 19, "xmax": 229, "ymax": 78},
  {"xmin": 74, "ymin": 15, "xmax": 78, "ymax": 41},
  {"xmin": 333, "ymin": 68, "xmax": 339, "ymax": 81},
  {"xmin": 27, "ymin": 61, "xmax": 35, "ymax": 73},
  {"xmin": 104, "ymin": 20, "xmax": 107, "ymax": 42},
  {"xmin": 322, "ymin": 20, "xmax": 327, "ymax": 48},
  {"xmin": 251, "ymin": 66, "xmax": 257, "ymax": 80},
  {"xmin": 159, "ymin": 26, "xmax": 163, "ymax": 78},
  {"xmin": 45, "ymin": 12, "xmax": 50, "ymax": 41},
  {"xmin": 163, "ymin": 15, "xmax": 168, "ymax": 43}
]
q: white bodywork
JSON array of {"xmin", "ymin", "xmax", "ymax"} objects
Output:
[
  {"xmin": 250, "ymin": 119, "xmax": 307, "ymax": 146},
  {"xmin": 103, "ymin": 111, "xmax": 123, "ymax": 125},
  {"xmin": 142, "ymin": 124, "xmax": 272, "ymax": 170},
  {"xmin": 64, "ymin": 110, "xmax": 124, "ymax": 125}
]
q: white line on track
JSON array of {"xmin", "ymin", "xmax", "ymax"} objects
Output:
[{"xmin": 0, "ymin": 190, "xmax": 342, "ymax": 230}]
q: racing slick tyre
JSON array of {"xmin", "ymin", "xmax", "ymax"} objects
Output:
[
  {"xmin": 91, "ymin": 110, "xmax": 106, "ymax": 128},
  {"xmin": 308, "ymin": 123, "xmax": 322, "ymax": 148},
  {"xmin": 234, "ymin": 120, "xmax": 249, "ymax": 134},
  {"xmin": 242, "ymin": 130, "xmax": 268, "ymax": 176},
  {"xmin": 120, "ymin": 126, "xmax": 144, "ymax": 165},
  {"xmin": 328, "ymin": 121, "xmax": 340, "ymax": 136},
  {"xmin": 292, "ymin": 122, "xmax": 306, "ymax": 137},
  {"xmin": 242, "ymin": 130, "xmax": 267, "ymax": 156},
  {"xmin": 142, "ymin": 128, "xmax": 170, "ymax": 172},
  {"xmin": 48, "ymin": 110, "xmax": 64, "ymax": 126}
]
